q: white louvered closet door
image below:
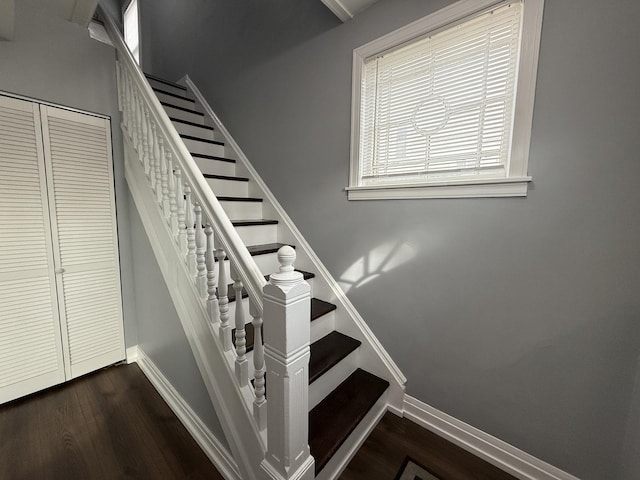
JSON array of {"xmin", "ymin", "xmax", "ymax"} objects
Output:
[
  {"xmin": 41, "ymin": 106, "xmax": 125, "ymax": 380},
  {"xmin": 0, "ymin": 96, "xmax": 66, "ymax": 403}
]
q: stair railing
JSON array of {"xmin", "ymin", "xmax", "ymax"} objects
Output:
[{"xmin": 100, "ymin": 4, "xmax": 315, "ymax": 480}]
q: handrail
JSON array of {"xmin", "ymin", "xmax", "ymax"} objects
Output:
[{"xmin": 99, "ymin": 4, "xmax": 267, "ymax": 314}]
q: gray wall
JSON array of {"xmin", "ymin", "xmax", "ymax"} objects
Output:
[
  {"xmin": 128, "ymin": 205, "xmax": 228, "ymax": 446},
  {"xmin": 139, "ymin": 0, "xmax": 640, "ymax": 478},
  {"xmin": 621, "ymin": 356, "xmax": 640, "ymax": 480},
  {"xmin": 0, "ymin": 0, "xmax": 138, "ymax": 348}
]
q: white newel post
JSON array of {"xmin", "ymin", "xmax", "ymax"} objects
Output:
[{"xmin": 261, "ymin": 246, "xmax": 315, "ymax": 480}]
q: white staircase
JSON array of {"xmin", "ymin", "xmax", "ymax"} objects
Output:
[{"xmin": 101, "ymin": 6, "xmax": 406, "ymax": 480}]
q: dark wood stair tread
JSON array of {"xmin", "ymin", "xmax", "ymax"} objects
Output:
[
  {"xmin": 203, "ymin": 173, "xmax": 248, "ymax": 182},
  {"xmin": 217, "ymin": 196, "xmax": 263, "ymax": 203},
  {"xmin": 145, "ymin": 73, "xmax": 187, "ymax": 90},
  {"xmin": 309, "ymin": 331, "xmax": 361, "ymax": 384},
  {"xmin": 227, "ymin": 269, "xmax": 315, "ymax": 303},
  {"xmin": 171, "ymin": 117, "xmax": 214, "ymax": 130},
  {"xmin": 152, "ymin": 87, "xmax": 194, "ymax": 103},
  {"xmin": 231, "ymin": 219, "xmax": 278, "ymax": 227},
  {"xmin": 191, "ymin": 153, "xmax": 235, "ymax": 163},
  {"xmin": 233, "ymin": 298, "xmax": 336, "ymax": 352},
  {"xmin": 180, "ymin": 133, "xmax": 224, "ymax": 146},
  {"xmin": 309, "ymin": 369, "xmax": 389, "ymax": 475},
  {"xmin": 311, "ymin": 298, "xmax": 337, "ymax": 321},
  {"xmin": 160, "ymin": 101, "xmax": 204, "ymax": 116}
]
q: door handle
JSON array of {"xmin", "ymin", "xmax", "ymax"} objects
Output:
[{"xmin": 54, "ymin": 268, "xmax": 65, "ymax": 274}]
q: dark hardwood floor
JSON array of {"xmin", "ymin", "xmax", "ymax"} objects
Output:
[
  {"xmin": 0, "ymin": 363, "xmax": 224, "ymax": 480},
  {"xmin": 340, "ymin": 412, "xmax": 517, "ymax": 480},
  {"xmin": 1, "ymin": 363, "xmax": 516, "ymax": 480}
]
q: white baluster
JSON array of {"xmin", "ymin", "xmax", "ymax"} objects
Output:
[
  {"xmin": 251, "ymin": 299, "xmax": 266, "ymax": 430},
  {"xmin": 168, "ymin": 154, "xmax": 178, "ymax": 236},
  {"xmin": 194, "ymin": 203, "xmax": 206, "ymax": 297},
  {"xmin": 154, "ymin": 135, "xmax": 162, "ymax": 200},
  {"xmin": 150, "ymin": 122, "xmax": 159, "ymax": 192},
  {"xmin": 123, "ymin": 73, "xmax": 132, "ymax": 134},
  {"xmin": 141, "ymin": 108, "xmax": 150, "ymax": 175},
  {"xmin": 261, "ymin": 246, "xmax": 314, "ymax": 480},
  {"xmin": 216, "ymin": 248, "xmax": 232, "ymax": 351},
  {"xmin": 158, "ymin": 137, "xmax": 167, "ymax": 207},
  {"xmin": 142, "ymin": 110, "xmax": 151, "ymax": 177},
  {"xmin": 128, "ymin": 84, "xmax": 137, "ymax": 147},
  {"xmin": 184, "ymin": 185, "xmax": 197, "ymax": 275},
  {"xmin": 134, "ymin": 93, "xmax": 143, "ymax": 158},
  {"xmin": 116, "ymin": 61, "xmax": 123, "ymax": 113},
  {"xmin": 231, "ymin": 264, "xmax": 248, "ymax": 386},
  {"xmin": 175, "ymin": 167, "xmax": 187, "ymax": 254},
  {"xmin": 205, "ymin": 224, "xmax": 218, "ymax": 323}
]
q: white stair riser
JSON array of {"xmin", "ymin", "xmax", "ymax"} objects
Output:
[
  {"xmin": 147, "ymin": 78, "xmax": 186, "ymax": 96},
  {"xmin": 162, "ymin": 104, "xmax": 205, "ymax": 124},
  {"xmin": 219, "ymin": 200, "xmax": 263, "ymax": 220},
  {"xmin": 309, "ymin": 348, "xmax": 359, "ymax": 411},
  {"xmin": 182, "ymin": 138, "xmax": 225, "ymax": 157},
  {"xmin": 234, "ymin": 223, "xmax": 278, "ymax": 245},
  {"xmin": 172, "ymin": 121, "xmax": 215, "ymax": 140},
  {"xmin": 155, "ymin": 91, "xmax": 195, "ymax": 110},
  {"xmin": 311, "ymin": 310, "xmax": 335, "ymax": 344},
  {"xmin": 205, "ymin": 177, "xmax": 249, "ymax": 197},
  {"xmin": 194, "ymin": 157, "xmax": 236, "ymax": 176}
]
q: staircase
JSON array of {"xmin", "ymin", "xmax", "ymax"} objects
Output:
[
  {"xmin": 101, "ymin": 4, "xmax": 405, "ymax": 477},
  {"xmin": 145, "ymin": 72, "xmax": 393, "ymax": 476}
]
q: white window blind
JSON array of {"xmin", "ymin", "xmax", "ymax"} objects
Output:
[{"xmin": 359, "ymin": 2, "xmax": 523, "ymax": 186}]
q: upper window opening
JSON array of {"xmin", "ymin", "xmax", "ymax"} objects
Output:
[
  {"xmin": 348, "ymin": 0, "xmax": 545, "ymax": 200},
  {"xmin": 123, "ymin": 0, "xmax": 140, "ymax": 64}
]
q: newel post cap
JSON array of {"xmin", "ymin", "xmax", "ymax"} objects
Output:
[{"xmin": 269, "ymin": 246, "xmax": 303, "ymax": 289}]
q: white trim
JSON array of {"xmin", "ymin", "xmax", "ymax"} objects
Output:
[
  {"xmin": 403, "ymin": 395, "xmax": 581, "ymax": 480},
  {"xmin": 320, "ymin": 0, "xmax": 353, "ymax": 22},
  {"xmin": 346, "ymin": 177, "xmax": 532, "ymax": 200},
  {"xmin": 126, "ymin": 345, "xmax": 139, "ymax": 364},
  {"xmin": 349, "ymin": 0, "xmax": 545, "ymax": 200},
  {"xmin": 185, "ymin": 76, "xmax": 408, "ymax": 409},
  {"xmin": 135, "ymin": 347, "xmax": 242, "ymax": 480}
]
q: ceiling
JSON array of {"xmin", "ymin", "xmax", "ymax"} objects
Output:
[
  {"xmin": 320, "ymin": 0, "xmax": 380, "ymax": 22},
  {"xmin": 0, "ymin": 0, "xmax": 376, "ymax": 42},
  {"xmin": 0, "ymin": 0, "xmax": 98, "ymax": 41}
]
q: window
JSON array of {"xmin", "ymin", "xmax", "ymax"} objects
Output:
[
  {"xmin": 347, "ymin": 0, "xmax": 544, "ymax": 200},
  {"xmin": 123, "ymin": 0, "xmax": 140, "ymax": 64}
]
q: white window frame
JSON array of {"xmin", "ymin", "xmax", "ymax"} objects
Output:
[
  {"xmin": 123, "ymin": 0, "xmax": 141, "ymax": 65},
  {"xmin": 347, "ymin": 0, "xmax": 545, "ymax": 200}
]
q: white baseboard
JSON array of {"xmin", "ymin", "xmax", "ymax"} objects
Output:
[
  {"xmin": 403, "ymin": 395, "xmax": 580, "ymax": 480},
  {"xmin": 126, "ymin": 345, "xmax": 139, "ymax": 364},
  {"xmin": 134, "ymin": 347, "xmax": 242, "ymax": 480}
]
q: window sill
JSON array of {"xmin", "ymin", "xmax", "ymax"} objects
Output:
[{"xmin": 345, "ymin": 177, "xmax": 532, "ymax": 200}]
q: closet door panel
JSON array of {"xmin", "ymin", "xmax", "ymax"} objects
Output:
[
  {"xmin": 41, "ymin": 106, "xmax": 125, "ymax": 380},
  {"xmin": 0, "ymin": 96, "xmax": 66, "ymax": 403}
]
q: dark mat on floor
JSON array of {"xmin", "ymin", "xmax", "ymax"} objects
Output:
[{"xmin": 395, "ymin": 456, "xmax": 441, "ymax": 480}]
